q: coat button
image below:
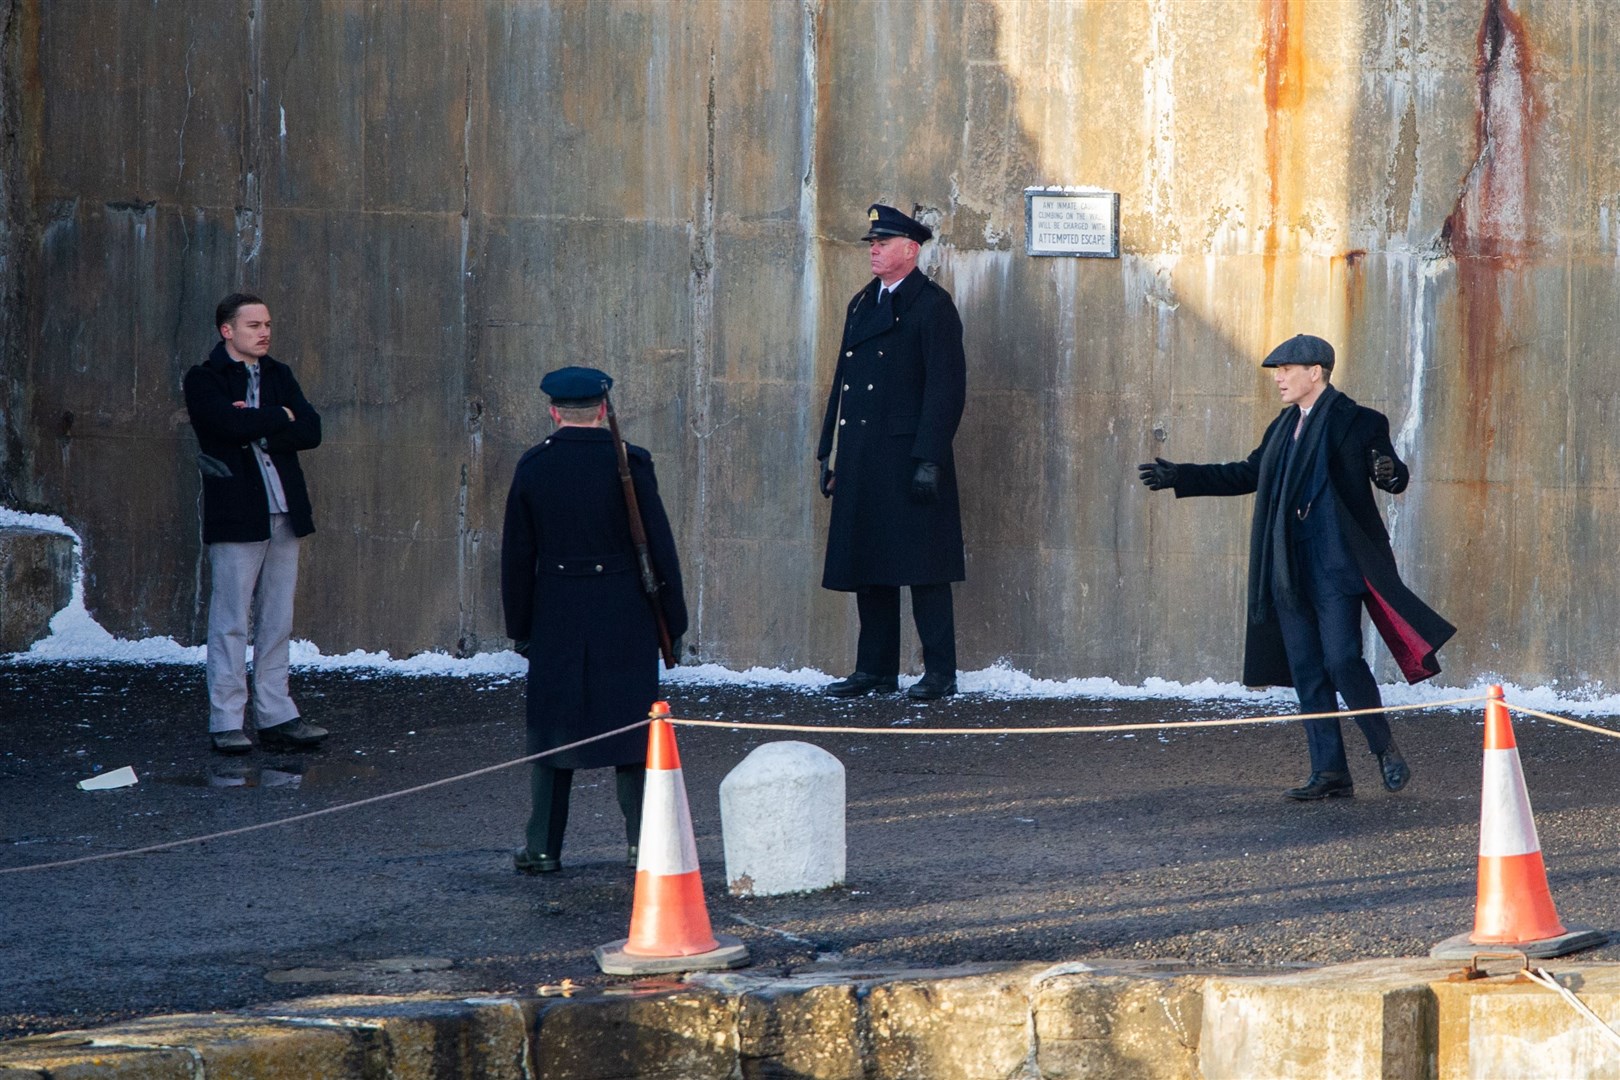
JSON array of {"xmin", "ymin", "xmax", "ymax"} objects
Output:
[
  {"xmin": 556, "ymin": 564, "xmax": 565, "ymax": 570},
  {"xmin": 867, "ymin": 384, "xmax": 874, "ymax": 390},
  {"xmin": 839, "ymin": 418, "xmax": 846, "ymax": 426},
  {"xmin": 843, "ymin": 384, "xmax": 849, "ymax": 391},
  {"xmin": 860, "ymin": 419, "xmax": 867, "ymax": 425},
  {"xmin": 878, "ymin": 351, "xmax": 883, "ymax": 357},
  {"xmin": 845, "ymin": 350, "xmax": 853, "ymax": 357},
  {"xmin": 595, "ymin": 564, "xmax": 603, "ymax": 572}
]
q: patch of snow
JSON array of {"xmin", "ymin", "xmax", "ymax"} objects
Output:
[{"xmin": 7, "ymin": 508, "xmax": 1620, "ymax": 717}]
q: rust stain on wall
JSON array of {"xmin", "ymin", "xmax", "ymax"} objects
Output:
[
  {"xmin": 1259, "ymin": 0, "xmax": 1308, "ymax": 336},
  {"xmin": 1441, "ymin": 0, "xmax": 1539, "ymax": 473},
  {"xmin": 1334, "ymin": 249, "xmax": 1367, "ymax": 353}
]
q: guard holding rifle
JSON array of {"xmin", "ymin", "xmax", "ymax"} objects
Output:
[{"xmin": 500, "ymin": 366, "xmax": 687, "ymax": 874}]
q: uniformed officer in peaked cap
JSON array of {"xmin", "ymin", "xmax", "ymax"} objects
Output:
[
  {"xmin": 816, "ymin": 203, "xmax": 967, "ymax": 700},
  {"xmin": 501, "ymin": 365, "xmax": 688, "ymax": 873}
]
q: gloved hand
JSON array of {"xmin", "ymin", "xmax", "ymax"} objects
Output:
[
  {"xmin": 912, "ymin": 460, "xmax": 940, "ymax": 504},
  {"xmin": 1368, "ymin": 448, "xmax": 1398, "ymax": 491},
  {"xmin": 1138, "ymin": 458, "xmax": 1178, "ymax": 491},
  {"xmin": 512, "ymin": 639, "xmax": 530, "ymax": 659},
  {"xmin": 818, "ymin": 459, "xmax": 835, "ymax": 498}
]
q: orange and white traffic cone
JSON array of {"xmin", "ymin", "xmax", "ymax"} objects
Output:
[
  {"xmin": 1431, "ymin": 685, "xmax": 1602, "ymax": 959},
  {"xmin": 596, "ymin": 702, "xmax": 749, "ymax": 975}
]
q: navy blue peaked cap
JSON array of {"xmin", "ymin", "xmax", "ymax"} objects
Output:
[
  {"xmin": 541, "ymin": 366, "xmax": 613, "ymax": 405},
  {"xmin": 1261, "ymin": 334, "xmax": 1335, "ymax": 370},
  {"xmin": 862, "ymin": 203, "xmax": 933, "ymax": 244}
]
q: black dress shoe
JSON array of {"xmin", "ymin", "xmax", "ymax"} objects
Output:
[
  {"xmin": 258, "ymin": 718, "xmax": 329, "ymax": 749},
  {"xmin": 210, "ymin": 729, "xmax": 253, "ymax": 754},
  {"xmin": 1376, "ymin": 740, "xmax": 1410, "ymax": 792},
  {"xmin": 825, "ymin": 672, "xmax": 899, "ymax": 698},
  {"xmin": 1283, "ymin": 771, "xmax": 1354, "ymax": 800},
  {"xmin": 514, "ymin": 848, "xmax": 560, "ymax": 874},
  {"xmin": 906, "ymin": 672, "xmax": 958, "ymax": 700}
]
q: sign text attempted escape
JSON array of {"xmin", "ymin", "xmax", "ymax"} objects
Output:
[{"xmin": 1024, "ymin": 188, "xmax": 1120, "ymax": 258}]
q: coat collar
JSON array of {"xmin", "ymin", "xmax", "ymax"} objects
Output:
[
  {"xmin": 846, "ymin": 267, "xmax": 926, "ymax": 347},
  {"xmin": 206, "ymin": 340, "xmax": 280, "ymax": 376},
  {"xmin": 545, "ymin": 425, "xmax": 612, "ymax": 443},
  {"xmin": 875, "ymin": 266, "xmax": 925, "ymax": 308}
]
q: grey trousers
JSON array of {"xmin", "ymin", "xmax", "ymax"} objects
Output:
[{"xmin": 206, "ymin": 514, "xmax": 301, "ymax": 733}]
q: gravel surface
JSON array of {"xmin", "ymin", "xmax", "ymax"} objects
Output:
[{"xmin": 3, "ymin": 661, "xmax": 1619, "ymax": 1039}]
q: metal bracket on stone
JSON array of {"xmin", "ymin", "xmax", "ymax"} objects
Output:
[{"xmin": 1447, "ymin": 951, "xmax": 1529, "ymax": 982}]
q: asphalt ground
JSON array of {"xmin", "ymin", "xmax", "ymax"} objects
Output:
[{"xmin": 4, "ymin": 661, "xmax": 1620, "ymax": 1041}]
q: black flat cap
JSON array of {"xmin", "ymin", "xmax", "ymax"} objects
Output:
[
  {"xmin": 1261, "ymin": 334, "xmax": 1335, "ymax": 370},
  {"xmin": 540, "ymin": 365, "xmax": 612, "ymax": 406},
  {"xmin": 862, "ymin": 203, "xmax": 933, "ymax": 244}
]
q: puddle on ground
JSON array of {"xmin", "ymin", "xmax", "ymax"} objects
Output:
[{"xmin": 153, "ymin": 762, "xmax": 381, "ymax": 790}]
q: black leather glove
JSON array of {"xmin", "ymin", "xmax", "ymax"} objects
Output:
[
  {"xmin": 911, "ymin": 460, "xmax": 940, "ymax": 504},
  {"xmin": 512, "ymin": 639, "xmax": 530, "ymax": 659},
  {"xmin": 818, "ymin": 459, "xmax": 835, "ymax": 498},
  {"xmin": 1138, "ymin": 457, "xmax": 1178, "ymax": 491},
  {"xmin": 1368, "ymin": 448, "xmax": 1398, "ymax": 491}
]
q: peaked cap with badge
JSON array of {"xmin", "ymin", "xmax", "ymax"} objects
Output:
[{"xmin": 861, "ymin": 203, "xmax": 933, "ymax": 244}]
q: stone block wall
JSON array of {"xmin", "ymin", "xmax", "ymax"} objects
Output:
[{"xmin": 0, "ymin": 526, "xmax": 71, "ymax": 653}]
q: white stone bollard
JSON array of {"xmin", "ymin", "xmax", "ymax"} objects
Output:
[{"xmin": 720, "ymin": 741, "xmax": 845, "ymax": 897}]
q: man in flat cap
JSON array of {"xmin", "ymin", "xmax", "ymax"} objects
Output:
[
  {"xmin": 501, "ymin": 366, "xmax": 687, "ymax": 873},
  {"xmin": 816, "ymin": 203, "xmax": 967, "ymax": 701},
  {"xmin": 1138, "ymin": 334, "xmax": 1454, "ymax": 799}
]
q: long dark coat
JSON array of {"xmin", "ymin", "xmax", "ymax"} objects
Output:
[
  {"xmin": 1171, "ymin": 385, "xmax": 1455, "ymax": 688},
  {"xmin": 500, "ymin": 426, "xmax": 688, "ymax": 769},
  {"xmin": 816, "ymin": 267, "xmax": 966, "ymax": 589},
  {"xmin": 182, "ymin": 342, "xmax": 322, "ymax": 543}
]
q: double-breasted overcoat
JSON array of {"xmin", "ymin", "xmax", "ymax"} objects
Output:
[
  {"xmin": 500, "ymin": 426, "xmax": 688, "ymax": 769},
  {"xmin": 1170, "ymin": 385, "xmax": 1455, "ymax": 688},
  {"xmin": 816, "ymin": 267, "xmax": 966, "ymax": 589}
]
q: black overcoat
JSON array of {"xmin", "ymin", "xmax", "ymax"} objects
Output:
[
  {"xmin": 182, "ymin": 342, "xmax": 322, "ymax": 543},
  {"xmin": 816, "ymin": 267, "xmax": 966, "ymax": 589},
  {"xmin": 500, "ymin": 426, "xmax": 688, "ymax": 769},
  {"xmin": 1171, "ymin": 385, "xmax": 1455, "ymax": 688}
]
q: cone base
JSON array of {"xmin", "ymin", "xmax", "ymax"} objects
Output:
[
  {"xmin": 594, "ymin": 933, "xmax": 750, "ymax": 976},
  {"xmin": 1429, "ymin": 925, "xmax": 1606, "ymax": 960}
]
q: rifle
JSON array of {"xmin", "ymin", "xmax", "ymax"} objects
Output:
[{"xmin": 604, "ymin": 391, "xmax": 678, "ymax": 668}]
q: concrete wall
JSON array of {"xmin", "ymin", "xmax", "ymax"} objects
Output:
[{"xmin": 4, "ymin": 0, "xmax": 1618, "ymax": 686}]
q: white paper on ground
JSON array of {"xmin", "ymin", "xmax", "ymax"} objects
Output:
[{"xmin": 77, "ymin": 766, "xmax": 138, "ymax": 790}]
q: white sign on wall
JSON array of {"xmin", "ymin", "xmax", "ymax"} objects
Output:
[{"xmin": 1024, "ymin": 188, "xmax": 1120, "ymax": 258}]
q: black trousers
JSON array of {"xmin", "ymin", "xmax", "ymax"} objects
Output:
[
  {"xmin": 854, "ymin": 583, "xmax": 957, "ymax": 677},
  {"xmin": 1275, "ymin": 546, "xmax": 1391, "ymax": 775},
  {"xmin": 524, "ymin": 763, "xmax": 644, "ymax": 860}
]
